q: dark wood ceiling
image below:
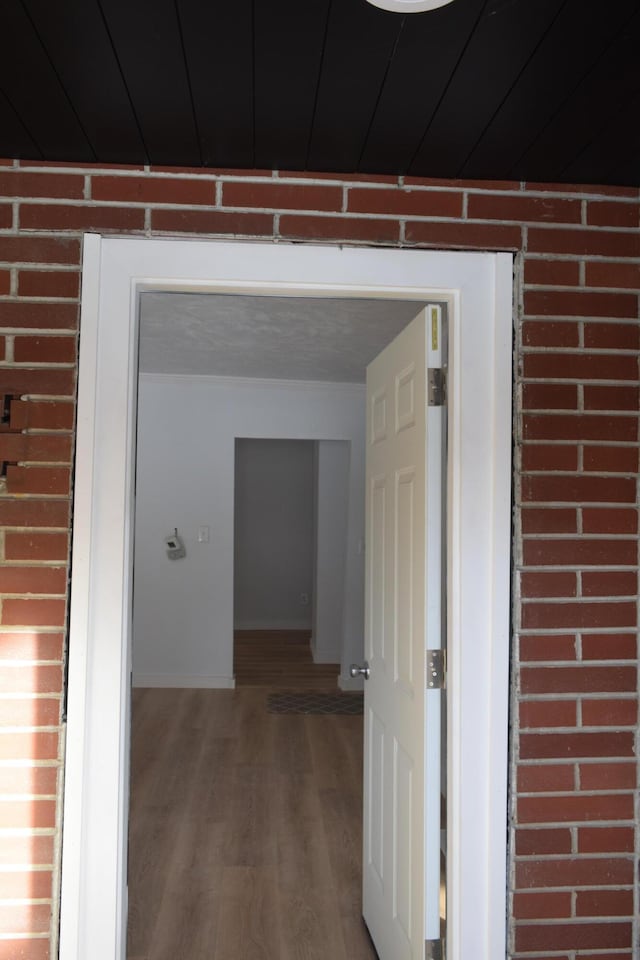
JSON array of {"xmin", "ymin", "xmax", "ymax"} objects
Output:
[{"xmin": 1, "ymin": 0, "xmax": 639, "ymax": 186}]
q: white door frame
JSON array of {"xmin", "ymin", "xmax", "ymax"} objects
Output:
[{"xmin": 60, "ymin": 235, "xmax": 512, "ymax": 960}]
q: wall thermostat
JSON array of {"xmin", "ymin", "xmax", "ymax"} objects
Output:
[{"xmin": 165, "ymin": 528, "xmax": 186, "ymax": 561}]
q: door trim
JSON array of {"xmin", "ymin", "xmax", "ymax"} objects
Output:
[{"xmin": 60, "ymin": 235, "xmax": 512, "ymax": 960}]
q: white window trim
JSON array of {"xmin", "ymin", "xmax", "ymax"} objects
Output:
[{"xmin": 60, "ymin": 235, "xmax": 513, "ymax": 960}]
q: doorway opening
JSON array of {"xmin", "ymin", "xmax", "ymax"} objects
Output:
[
  {"xmin": 60, "ymin": 237, "xmax": 511, "ymax": 960},
  {"xmin": 233, "ymin": 437, "xmax": 327, "ymax": 688},
  {"xmin": 128, "ymin": 293, "xmax": 442, "ymax": 958}
]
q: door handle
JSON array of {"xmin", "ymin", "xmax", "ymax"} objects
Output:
[{"xmin": 349, "ymin": 661, "xmax": 370, "ymax": 680}]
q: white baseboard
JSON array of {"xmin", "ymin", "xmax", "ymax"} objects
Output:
[
  {"xmin": 338, "ymin": 672, "xmax": 365, "ymax": 692},
  {"xmin": 133, "ymin": 674, "xmax": 236, "ymax": 689}
]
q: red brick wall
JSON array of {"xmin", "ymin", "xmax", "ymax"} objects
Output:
[{"xmin": 0, "ymin": 159, "xmax": 638, "ymax": 959}]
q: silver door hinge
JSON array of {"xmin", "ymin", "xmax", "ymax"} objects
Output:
[
  {"xmin": 425, "ymin": 937, "xmax": 445, "ymax": 960},
  {"xmin": 426, "ymin": 649, "xmax": 446, "ymax": 690},
  {"xmin": 428, "ymin": 367, "xmax": 447, "ymax": 407}
]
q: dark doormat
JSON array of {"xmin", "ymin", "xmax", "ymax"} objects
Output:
[{"xmin": 267, "ymin": 691, "xmax": 364, "ymax": 715}]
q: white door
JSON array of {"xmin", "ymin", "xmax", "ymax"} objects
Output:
[{"xmin": 362, "ymin": 306, "xmax": 445, "ymax": 960}]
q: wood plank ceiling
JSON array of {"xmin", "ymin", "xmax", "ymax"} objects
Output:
[{"xmin": 1, "ymin": 0, "xmax": 639, "ymax": 186}]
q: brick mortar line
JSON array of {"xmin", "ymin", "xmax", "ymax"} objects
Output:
[
  {"xmin": 523, "ymin": 284, "xmax": 640, "ymax": 293},
  {"xmin": 0, "ymin": 464, "xmax": 71, "ymax": 471},
  {"xmin": 524, "ymin": 324, "xmax": 640, "ymax": 332},
  {"xmin": 520, "ymin": 688, "xmax": 639, "ymax": 696},
  {"xmin": 0, "ymin": 598, "xmax": 68, "ymax": 603},
  {"xmin": 10, "ymin": 163, "xmax": 640, "ymax": 199},
  {"xmin": 520, "ymin": 730, "xmax": 636, "ymax": 736},
  {"xmin": 1, "ymin": 429, "xmax": 73, "ymax": 436},
  {"xmin": 518, "ymin": 736, "xmax": 635, "ymax": 744},
  {"xmin": 11, "ymin": 396, "xmax": 75, "ymax": 402},
  {"xmin": 0, "ymin": 827, "xmax": 55, "ymax": 838},
  {"xmin": 0, "ymin": 368, "xmax": 77, "ymax": 374},
  {"xmin": 511, "ymin": 626, "xmax": 638, "ymax": 634},
  {"xmin": 519, "ymin": 716, "xmax": 637, "ymax": 723},
  {"xmin": 523, "ymin": 253, "xmax": 640, "ymax": 263},
  {"xmin": 516, "ymin": 659, "xmax": 637, "ymax": 665},
  {"xmin": 0, "ymin": 726, "xmax": 61, "ymax": 733},
  {"xmin": 0, "ymin": 693, "xmax": 62, "ymax": 699},
  {"xmin": 518, "ymin": 758, "xmax": 637, "ymax": 765},
  {"xmin": 0, "ymin": 932, "xmax": 51, "ymax": 938},
  {"xmin": 493, "ymin": 923, "xmax": 629, "ymax": 932},
  {"xmin": 523, "ymin": 598, "xmax": 636, "ymax": 605},
  {"xmin": 522, "ymin": 456, "xmax": 640, "ymax": 462},
  {"xmin": 10, "ymin": 200, "xmax": 640, "ymax": 229},
  {"xmin": 0, "ymin": 533, "xmax": 69, "ymax": 538},
  {"xmin": 580, "ymin": 199, "xmax": 588, "ymax": 228},
  {"xmin": 516, "ymin": 856, "xmax": 633, "ymax": 864},
  {"xmin": 522, "ymin": 439, "xmax": 639, "ymax": 443},
  {"xmin": 521, "ymin": 595, "xmax": 638, "ymax": 602},
  {"xmin": 0, "ymin": 400, "xmax": 74, "ymax": 409},
  {"xmin": 520, "ymin": 507, "xmax": 637, "ymax": 513},
  {"xmin": 0, "ymin": 793, "xmax": 56, "ymax": 800},
  {"xmin": 0, "ymin": 659, "xmax": 63, "ymax": 666},
  {"xmin": 517, "ymin": 918, "xmax": 634, "ymax": 926},
  {"xmin": 521, "ymin": 380, "xmax": 640, "ymax": 387},
  {"xmin": 0, "ymin": 897, "xmax": 52, "ymax": 904},
  {"xmin": 0, "ymin": 468, "xmax": 73, "ymax": 470},
  {"xmin": 1, "ymin": 264, "xmax": 80, "ymax": 272},
  {"xmin": 521, "ymin": 345, "xmax": 640, "ymax": 353},
  {"xmin": 8, "ymin": 194, "xmax": 640, "ymax": 225},
  {"xmin": 519, "ymin": 690, "xmax": 639, "ymax": 697},
  {"xmin": 520, "ymin": 560, "xmax": 639, "ymax": 568},
  {"xmin": 522, "ymin": 467, "xmax": 640, "ymax": 473},
  {"xmin": 0, "ymin": 757, "xmax": 60, "ymax": 763},
  {"xmin": 0, "ymin": 296, "xmax": 79, "ymax": 304},
  {"xmin": 520, "ymin": 537, "xmax": 639, "ymax": 543},
  {"xmin": 512, "ymin": 881, "xmax": 635, "ymax": 888},
  {"xmin": 521, "ymin": 342, "xmax": 640, "ymax": 348},
  {"xmin": 514, "ymin": 853, "xmax": 635, "ymax": 860}
]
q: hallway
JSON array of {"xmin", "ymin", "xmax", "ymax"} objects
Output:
[{"xmin": 127, "ymin": 637, "xmax": 377, "ymax": 959}]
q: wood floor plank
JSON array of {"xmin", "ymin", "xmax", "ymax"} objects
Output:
[
  {"xmin": 145, "ymin": 822, "xmax": 225, "ymax": 960},
  {"xmin": 214, "ymin": 866, "xmax": 284, "ymax": 960},
  {"xmin": 223, "ymin": 762, "xmax": 279, "ymax": 868},
  {"xmin": 278, "ymin": 889, "xmax": 350, "ymax": 960},
  {"xmin": 233, "ymin": 687, "xmax": 276, "ymax": 766},
  {"xmin": 273, "ymin": 712, "xmax": 314, "ymax": 775}
]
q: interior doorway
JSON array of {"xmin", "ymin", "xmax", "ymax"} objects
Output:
[
  {"xmin": 60, "ymin": 236, "xmax": 511, "ymax": 960},
  {"xmin": 234, "ymin": 438, "xmax": 316, "ymax": 637},
  {"xmin": 233, "ymin": 438, "xmax": 327, "ymax": 688},
  {"xmin": 127, "ymin": 297, "xmax": 432, "ymax": 958}
]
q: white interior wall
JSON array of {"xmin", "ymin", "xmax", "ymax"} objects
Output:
[
  {"xmin": 311, "ymin": 440, "xmax": 350, "ymax": 664},
  {"xmin": 234, "ymin": 438, "xmax": 315, "ymax": 631},
  {"xmin": 133, "ymin": 374, "xmax": 366, "ymax": 687}
]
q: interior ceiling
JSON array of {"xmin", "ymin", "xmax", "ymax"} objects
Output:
[
  {"xmin": 139, "ymin": 293, "xmax": 426, "ymax": 381},
  {"xmin": 2, "ymin": 0, "xmax": 640, "ymax": 186}
]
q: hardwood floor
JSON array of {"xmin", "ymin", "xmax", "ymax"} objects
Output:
[
  {"xmin": 233, "ymin": 629, "xmax": 340, "ymax": 689},
  {"xmin": 127, "ymin": 634, "xmax": 377, "ymax": 959}
]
